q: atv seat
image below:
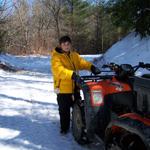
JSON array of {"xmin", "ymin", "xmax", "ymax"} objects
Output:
[{"xmin": 134, "ymin": 76, "xmax": 150, "ymax": 117}]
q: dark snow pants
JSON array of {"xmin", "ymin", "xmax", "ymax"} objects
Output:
[
  {"xmin": 57, "ymin": 90, "xmax": 81, "ymax": 132},
  {"xmin": 57, "ymin": 94, "xmax": 74, "ymax": 132}
]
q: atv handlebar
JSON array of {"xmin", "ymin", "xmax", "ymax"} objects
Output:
[
  {"xmin": 138, "ymin": 62, "xmax": 150, "ymax": 68},
  {"xmin": 102, "ymin": 63, "xmax": 119, "ymax": 70},
  {"xmin": 76, "ymin": 62, "xmax": 150, "ymax": 86},
  {"xmin": 102, "ymin": 62, "xmax": 150, "ymax": 74}
]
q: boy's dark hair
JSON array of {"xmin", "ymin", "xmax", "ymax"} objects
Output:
[{"xmin": 59, "ymin": 36, "xmax": 71, "ymax": 44}]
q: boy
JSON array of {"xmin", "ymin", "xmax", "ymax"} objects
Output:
[{"xmin": 51, "ymin": 36, "xmax": 100, "ymax": 134}]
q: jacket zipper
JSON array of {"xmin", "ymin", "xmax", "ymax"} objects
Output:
[
  {"xmin": 65, "ymin": 53, "xmax": 76, "ymax": 71},
  {"xmin": 64, "ymin": 53, "xmax": 76, "ymax": 93}
]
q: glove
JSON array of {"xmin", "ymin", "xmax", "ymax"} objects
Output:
[
  {"xmin": 91, "ymin": 65, "xmax": 101, "ymax": 75},
  {"xmin": 72, "ymin": 72, "xmax": 84, "ymax": 84}
]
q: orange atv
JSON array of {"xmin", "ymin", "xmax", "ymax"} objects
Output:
[
  {"xmin": 105, "ymin": 63, "xmax": 150, "ymax": 150},
  {"xmin": 72, "ymin": 62, "xmax": 148, "ymax": 146}
]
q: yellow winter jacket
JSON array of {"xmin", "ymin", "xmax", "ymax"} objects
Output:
[{"xmin": 51, "ymin": 47, "xmax": 92, "ymax": 93}]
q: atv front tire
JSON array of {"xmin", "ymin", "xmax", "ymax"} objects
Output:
[{"xmin": 72, "ymin": 102, "xmax": 88, "ymax": 144}]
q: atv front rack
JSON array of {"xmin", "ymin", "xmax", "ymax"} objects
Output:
[{"xmin": 81, "ymin": 75, "xmax": 113, "ymax": 82}]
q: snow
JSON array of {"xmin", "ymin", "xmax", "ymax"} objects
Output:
[
  {"xmin": 0, "ymin": 54, "xmax": 101, "ymax": 150},
  {"xmin": 0, "ymin": 54, "xmax": 51, "ymax": 74},
  {"xmin": 104, "ymin": 33, "xmax": 150, "ymax": 64},
  {"xmin": 96, "ymin": 32, "xmax": 150, "ymax": 76}
]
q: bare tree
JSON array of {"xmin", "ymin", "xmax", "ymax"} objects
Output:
[
  {"xmin": 42, "ymin": 0, "xmax": 63, "ymax": 39},
  {"xmin": 65, "ymin": 0, "xmax": 74, "ymax": 36},
  {"xmin": 31, "ymin": 0, "xmax": 54, "ymax": 53},
  {"xmin": 9, "ymin": 0, "xmax": 31, "ymax": 54},
  {"xmin": 0, "ymin": 0, "xmax": 14, "ymax": 52},
  {"xmin": 0, "ymin": 0, "xmax": 13, "ymax": 24}
]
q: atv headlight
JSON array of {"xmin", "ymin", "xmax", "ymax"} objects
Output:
[{"xmin": 91, "ymin": 90, "xmax": 103, "ymax": 106}]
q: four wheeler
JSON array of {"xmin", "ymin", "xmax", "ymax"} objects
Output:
[
  {"xmin": 105, "ymin": 63, "xmax": 150, "ymax": 150},
  {"xmin": 72, "ymin": 62, "xmax": 150, "ymax": 149}
]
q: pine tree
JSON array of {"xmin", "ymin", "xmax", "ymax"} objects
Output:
[
  {"xmin": 62, "ymin": 0, "xmax": 91, "ymax": 53},
  {"xmin": 107, "ymin": 0, "xmax": 150, "ymax": 37}
]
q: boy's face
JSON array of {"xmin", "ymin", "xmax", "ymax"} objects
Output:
[{"xmin": 60, "ymin": 42, "xmax": 71, "ymax": 52}]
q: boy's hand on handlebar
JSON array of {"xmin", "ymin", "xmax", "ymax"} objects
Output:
[
  {"xmin": 91, "ymin": 65, "xmax": 101, "ymax": 75},
  {"xmin": 72, "ymin": 72, "xmax": 84, "ymax": 84}
]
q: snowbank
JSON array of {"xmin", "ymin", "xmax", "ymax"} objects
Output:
[{"xmin": 96, "ymin": 32, "xmax": 150, "ymax": 75}]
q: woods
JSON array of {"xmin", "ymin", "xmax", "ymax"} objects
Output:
[
  {"xmin": 0, "ymin": 0, "xmax": 150, "ymax": 55},
  {"xmin": 107, "ymin": 0, "xmax": 150, "ymax": 37}
]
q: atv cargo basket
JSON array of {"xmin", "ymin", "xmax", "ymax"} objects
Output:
[{"xmin": 134, "ymin": 75, "xmax": 150, "ymax": 117}]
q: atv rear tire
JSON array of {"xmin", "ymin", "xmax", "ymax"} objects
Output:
[
  {"xmin": 72, "ymin": 102, "xmax": 88, "ymax": 144},
  {"xmin": 105, "ymin": 129, "xmax": 147, "ymax": 150}
]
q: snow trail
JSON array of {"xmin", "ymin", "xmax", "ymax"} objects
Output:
[{"xmin": 0, "ymin": 54, "xmax": 101, "ymax": 150}]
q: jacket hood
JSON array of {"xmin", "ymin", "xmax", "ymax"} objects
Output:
[
  {"xmin": 53, "ymin": 47, "xmax": 72, "ymax": 55},
  {"xmin": 55, "ymin": 47, "xmax": 63, "ymax": 54},
  {"xmin": 50, "ymin": 47, "xmax": 63, "ymax": 57}
]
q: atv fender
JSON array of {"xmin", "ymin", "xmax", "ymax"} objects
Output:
[{"xmin": 105, "ymin": 115, "xmax": 150, "ymax": 149}]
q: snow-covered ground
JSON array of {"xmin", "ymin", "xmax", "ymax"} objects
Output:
[{"xmin": 0, "ymin": 54, "xmax": 102, "ymax": 150}]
